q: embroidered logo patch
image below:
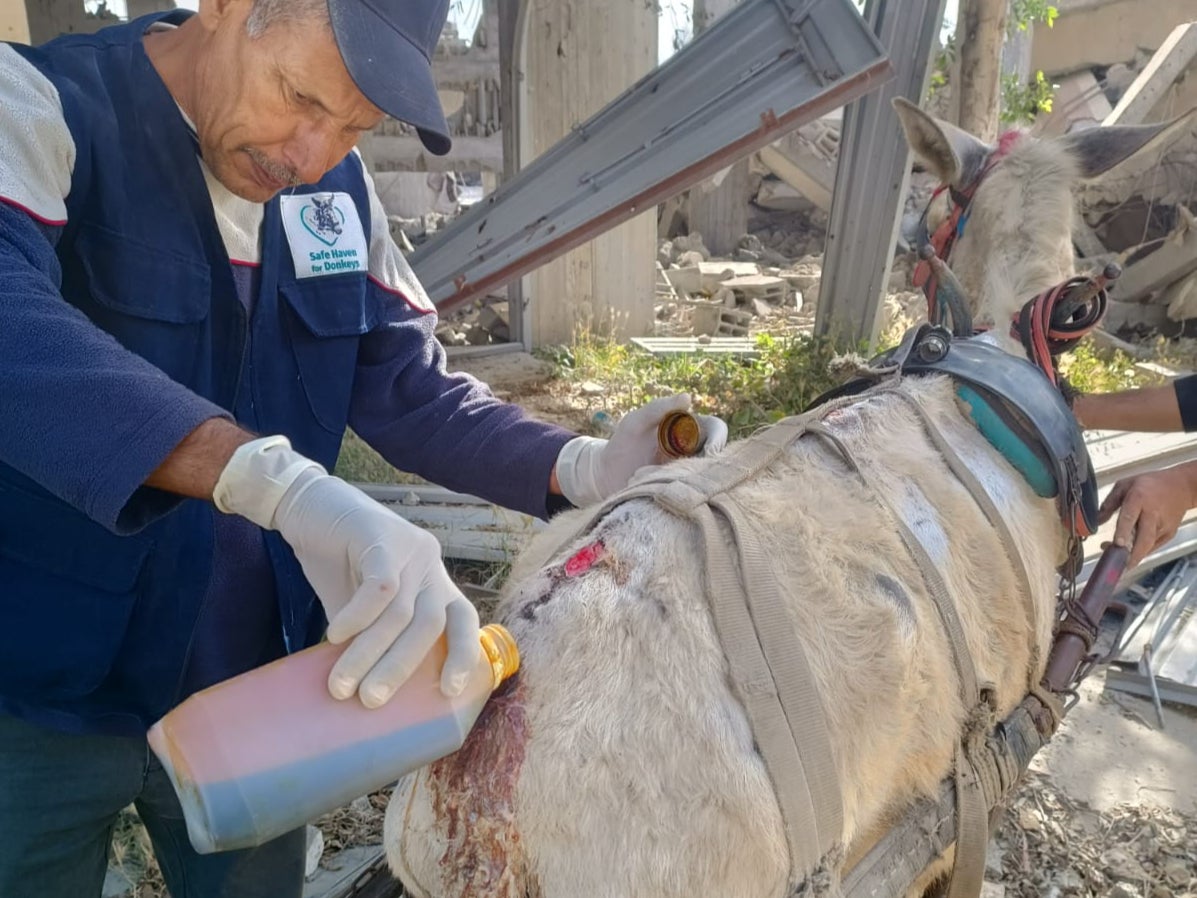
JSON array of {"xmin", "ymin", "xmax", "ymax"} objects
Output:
[{"xmin": 280, "ymin": 192, "xmax": 368, "ymax": 279}]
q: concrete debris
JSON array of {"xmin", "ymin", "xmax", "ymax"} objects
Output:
[
  {"xmin": 712, "ymin": 286, "xmax": 736, "ymax": 308},
  {"xmin": 435, "ymin": 322, "xmax": 469, "ymax": 347},
  {"xmin": 1165, "ymin": 269, "xmax": 1197, "ymax": 321},
  {"xmin": 734, "ymin": 233, "xmax": 792, "ymax": 267},
  {"xmin": 721, "ymin": 274, "xmax": 788, "ymax": 303},
  {"xmin": 478, "ymin": 302, "xmax": 510, "ymax": 342},
  {"xmin": 435, "ymin": 295, "xmax": 511, "ymax": 348},
  {"xmin": 386, "ymin": 218, "xmax": 416, "ymax": 255},
  {"xmin": 663, "ymin": 265, "xmax": 703, "ymax": 296},
  {"xmin": 1105, "ymin": 23, "xmax": 1197, "ymax": 128},
  {"xmin": 386, "ymin": 210, "xmax": 454, "ymax": 249},
  {"xmin": 751, "ymin": 297, "xmax": 776, "ymax": 319},
  {"xmin": 1111, "ymin": 212, "xmax": 1197, "ymax": 311},
  {"xmin": 1032, "ymin": 42, "xmax": 1197, "ymax": 336},
  {"xmin": 674, "ymin": 232, "xmax": 711, "ymax": 261},
  {"xmin": 1039, "ymin": 70, "xmax": 1112, "ymax": 135},
  {"xmin": 696, "ymin": 260, "xmax": 762, "ymax": 292},
  {"xmin": 754, "ymin": 178, "xmax": 810, "ymax": 212},
  {"xmin": 688, "ymin": 299, "xmax": 754, "ymax": 337}
]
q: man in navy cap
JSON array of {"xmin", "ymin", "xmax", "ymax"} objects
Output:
[{"xmin": 0, "ymin": 1, "xmax": 724, "ymax": 894}]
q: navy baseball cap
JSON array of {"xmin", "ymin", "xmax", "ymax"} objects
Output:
[{"xmin": 327, "ymin": 0, "xmax": 453, "ymax": 156}]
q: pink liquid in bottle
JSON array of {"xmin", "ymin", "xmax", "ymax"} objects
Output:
[{"xmin": 147, "ymin": 624, "xmax": 518, "ymax": 854}]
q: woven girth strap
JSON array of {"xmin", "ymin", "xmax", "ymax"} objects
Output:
[
  {"xmin": 539, "ymin": 383, "xmax": 1009, "ymax": 895},
  {"xmin": 544, "ymin": 413, "xmax": 846, "ymax": 882},
  {"xmin": 795, "ymin": 415, "xmax": 992, "ymax": 898},
  {"xmin": 886, "ymin": 390, "xmax": 1041, "ymax": 693}
]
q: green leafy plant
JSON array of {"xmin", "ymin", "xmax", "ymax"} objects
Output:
[
  {"xmin": 1009, "ymin": 0, "xmax": 1058, "ymax": 34},
  {"xmin": 540, "ymin": 326, "xmax": 861, "ymax": 440},
  {"xmin": 926, "ymin": 33, "xmax": 957, "ymax": 103},
  {"xmin": 1000, "ymin": 69, "xmax": 1056, "ymax": 124},
  {"xmin": 1056, "ymin": 339, "xmax": 1151, "ymax": 395}
]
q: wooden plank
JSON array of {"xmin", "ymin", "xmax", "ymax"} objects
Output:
[
  {"xmin": 358, "ymin": 483, "xmax": 544, "ymax": 562},
  {"xmin": 1071, "ymin": 214, "xmax": 1109, "ymax": 259},
  {"xmin": 630, "ymin": 336, "xmax": 760, "ymax": 356},
  {"xmin": 1104, "ymin": 23, "xmax": 1197, "ymax": 126},
  {"xmin": 1110, "ymin": 226, "xmax": 1197, "ymax": 303}
]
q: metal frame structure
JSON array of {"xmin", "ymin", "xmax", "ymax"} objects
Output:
[
  {"xmin": 814, "ymin": 0, "xmax": 950, "ymax": 347},
  {"xmin": 411, "ymin": 0, "xmax": 891, "ymax": 319}
]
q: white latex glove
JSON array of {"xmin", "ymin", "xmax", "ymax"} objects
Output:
[
  {"xmin": 213, "ymin": 436, "xmax": 480, "ymax": 708},
  {"xmin": 554, "ymin": 394, "xmax": 729, "ymax": 507}
]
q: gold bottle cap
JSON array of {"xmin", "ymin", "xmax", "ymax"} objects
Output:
[
  {"xmin": 657, "ymin": 410, "xmax": 706, "ymax": 458},
  {"xmin": 479, "ymin": 624, "xmax": 520, "ymax": 690}
]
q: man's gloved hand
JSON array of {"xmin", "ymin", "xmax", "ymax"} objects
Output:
[
  {"xmin": 213, "ymin": 436, "xmax": 480, "ymax": 708},
  {"xmin": 554, "ymin": 394, "xmax": 729, "ymax": 507}
]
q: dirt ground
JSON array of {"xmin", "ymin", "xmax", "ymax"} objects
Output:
[
  {"xmin": 445, "ymin": 349, "xmax": 592, "ymax": 431},
  {"xmin": 987, "ymin": 674, "xmax": 1197, "ymax": 897}
]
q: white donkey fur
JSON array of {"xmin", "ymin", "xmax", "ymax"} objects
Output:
[{"xmin": 383, "ymin": 101, "xmax": 1195, "ymax": 898}]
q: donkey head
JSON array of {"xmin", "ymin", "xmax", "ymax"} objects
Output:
[{"xmin": 893, "ymin": 97, "xmax": 1196, "ymax": 351}]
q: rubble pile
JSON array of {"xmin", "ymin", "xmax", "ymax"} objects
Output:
[
  {"xmin": 1035, "ymin": 27, "xmax": 1197, "ymax": 340},
  {"xmin": 989, "ymin": 772, "xmax": 1197, "ymax": 898},
  {"xmin": 388, "ymin": 212, "xmax": 454, "ymax": 252},
  {"xmin": 435, "ymin": 295, "xmax": 511, "ymax": 347},
  {"xmin": 651, "ymin": 227, "xmax": 925, "ymax": 342},
  {"xmin": 653, "ymin": 231, "xmax": 816, "ymax": 338}
]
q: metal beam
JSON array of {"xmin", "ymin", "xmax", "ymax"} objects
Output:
[
  {"xmin": 497, "ymin": 0, "xmax": 528, "ymax": 348},
  {"xmin": 814, "ymin": 0, "xmax": 948, "ymax": 348},
  {"xmin": 409, "ymin": 0, "xmax": 890, "ymax": 315}
]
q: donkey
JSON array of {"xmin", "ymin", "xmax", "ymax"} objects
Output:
[{"xmin": 382, "ymin": 100, "xmax": 1196, "ymax": 898}]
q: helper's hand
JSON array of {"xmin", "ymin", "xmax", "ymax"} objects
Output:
[
  {"xmin": 1099, "ymin": 462, "xmax": 1197, "ymax": 568},
  {"xmin": 554, "ymin": 394, "xmax": 729, "ymax": 507},
  {"xmin": 213, "ymin": 437, "xmax": 480, "ymax": 707}
]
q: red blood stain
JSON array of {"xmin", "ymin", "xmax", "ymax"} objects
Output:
[
  {"xmin": 564, "ymin": 540, "xmax": 605, "ymax": 578},
  {"xmin": 429, "ymin": 675, "xmax": 530, "ymax": 897}
]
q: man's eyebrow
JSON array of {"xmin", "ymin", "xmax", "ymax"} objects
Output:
[{"xmin": 286, "ymin": 74, "xmax": 377, "ymax": 129}]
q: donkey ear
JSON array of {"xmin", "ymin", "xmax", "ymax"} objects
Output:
[
  {"xmin": 1060, "ymin": 107, "xmax": 1197, "ymax": 180},
  {"xmin": 892, "ymin": 96, "xmax": 992, "ymax": 187}
]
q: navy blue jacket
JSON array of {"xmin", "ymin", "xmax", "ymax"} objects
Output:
[{"xmin": 0, "ymin": 14, "xmax": 574, "ymax": 735}]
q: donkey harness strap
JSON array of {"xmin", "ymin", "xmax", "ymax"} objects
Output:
[
  {"xmin": 540, "ymin": 382, "xmax": 1024, "ymax": 897},
  {"xmin": 543, "ymin": 411, "xmax": 850, "ymax": 885}
]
